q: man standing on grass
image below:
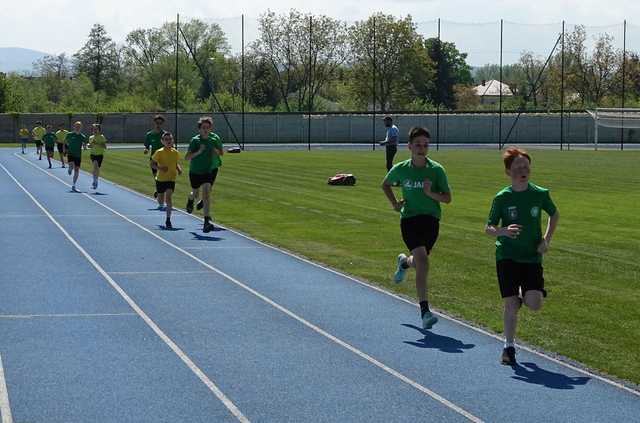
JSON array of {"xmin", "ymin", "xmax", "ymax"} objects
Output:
[
  {"xmin": 485, "ymin": 146, "xmax": 559, "ymax": 366},
  {"xmin": 42, "ymin": 124, "xmax": 57, "ymax": 169},
  {"xmin": 382, "ymin": 127, "xmax": 451, "ymax": 330},
  {"xmin": 185, "ymin": 116, "xmax": 218, "ymax": 233},
  {"xmin": 151, "ymin": 132, "xmax": 182, "ymax": 229},
  {"xmin": 55, "ymin": 123, "xmax": 69, "ymax": 167},
  {"xmin": 144, "ymin": 114, "xmax": 167, "ymax": 208},
  {"xmin": 379, "ymin": 116, "xmax": 400, "ymax": 172},
  {"xmin": 65, "ymin": 121, "xmax": 87, "ymax": 192},
  {"xmin": 32, "ymin": 121, "xmax": 46, "ymax": 160}
]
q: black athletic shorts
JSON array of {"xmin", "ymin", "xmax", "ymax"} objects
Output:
[
  {"xmin": 90, "ymin": 154, "xmax": 104, "ymax": 167},
  {"xmin": 45, "ymin": 145, "xmax": 55, "ymax": 153},
  {"xmin": 56, "ymin": 143, "xmax": 65, "ymax": 154},
  {"xmin": 189, "ymin": 168, "xmax": 219, "ymax": 189},
  {"xmin": 35, "ymin": 140, "xmax": 43, "ymax": 147},
  {"xmin": 496, "ymin": 259, "xmax": 546, "ymax": 298},
  {"xmin": 400, "ymin": 214, "xmax": 440, "ymax": 253},
  {"xmin": 68, "ymin": 155, "xmax": 81, "ymax": 167},
  {"xmin": 155, "ymin": 180, "xmax": 175, "ymax": 194}
]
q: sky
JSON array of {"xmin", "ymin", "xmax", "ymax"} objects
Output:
[{"xmin": 3, "ymin": 0, "xmax": 640, "ymax": 65}]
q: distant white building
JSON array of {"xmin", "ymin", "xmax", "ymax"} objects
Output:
[{"xmin": 473, "ymin": 80, "xmax": 513, "ymax": 105}]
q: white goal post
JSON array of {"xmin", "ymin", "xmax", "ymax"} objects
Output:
[{"xmin": 586, "ymin": 108, "xmax": 640, "ymax": 150}]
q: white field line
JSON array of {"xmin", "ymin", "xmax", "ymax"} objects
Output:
[
  {"xmin": 18, "ymin": 153, "xmax": 640, "ymax": 397},
  {"xmin": 1, "ymin": 162, "xmax": 250, "ymax": 423},
  {"xmin": 15, "ymin": 154, "xmax": 484, "ymax": 422},
  {"xmin": 108, "ymin": 271, "xmax": 214, "ymax": 275},
  {"xmin": 0, "ymin": 354, "xmax": 13, "ymax": 423}
]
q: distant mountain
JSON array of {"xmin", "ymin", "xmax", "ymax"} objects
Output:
[{"xmin": 0, "ymin": 47, "xmax": 50, "ymax": 74}]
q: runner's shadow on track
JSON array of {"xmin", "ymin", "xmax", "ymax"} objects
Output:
[
  {"xmin": 91, "ymin": 192, "xmax": 108, "ymax": 196},
  {"xmin": 190, "ymin": 232, "xmax": 222, "ymax": 241},
  {"xmin": 511, "ymin": 362, "xmax": 590, "ymax": 390},
  {"xmin": 158, "ymin": 225, "xmax": 184, "ymax": 231},
  {"xmin": 401, "ymin": 324, "xmax": 475, "ymax": 353}
]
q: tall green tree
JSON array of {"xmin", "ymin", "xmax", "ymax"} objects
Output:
[
  {"xmin": 349, "ymin": 13, "xmax": 426, "ymax": 110},
  {"xmin": 424, "ymin": 38, "xmax": 473, "ymax": 109},
  {"xmin": 0, "ymin": 73, "xmax": 7, "ymax": 112},
  {"xmin": 74, "ymin": 24, "xmax": 120, "ymax": 94}
]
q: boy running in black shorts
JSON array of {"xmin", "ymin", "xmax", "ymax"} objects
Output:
[
  {"xmin": 144, "ymin": 114, "xmax": 167, "ymax": 208},
  {"xmin": 185, "ymin": 117, "xmax": 218, "ymax": 233},
  {"xmin": 485, "ymin": 146, "xmax": 560, "ymax": 366},
  {"xmin": 65, "ymin": 121, "xmax": 87, "ymax": 192},
  {"xmin": 55, "ymin": 123, "xmax": 69, "ymax": 167},
  {"xmin": 88, "ymin": 124, "xmax": 107, "ymax": 190},
  {"xmin": 151, "ymin": 132, "xmax": 182, "ymax": 229},
  {"xmin": 32, "ymin": 121, "xmax": 45, "ymax": 160},
  {"xmin": 382, "ymin": 127, "xmax": 452, "ymax": 330},
  {"xmin": 18, "ymin": 127, "xmax": 30, "ymax": 154},
  {"xmin": 42, "ymin": 124, "xmax": 56, "ymax": 168}
]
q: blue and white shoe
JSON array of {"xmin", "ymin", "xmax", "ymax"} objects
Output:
[
  {"xmin": 422, "ymin": 312, "xmax": 438, "ymax": 330},
  {"xmin": 393, "ymin": 253, "xmax": 408, "ymax": 283}
]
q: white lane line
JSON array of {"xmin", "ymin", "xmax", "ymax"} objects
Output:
[
  {"xmin": 183, "ymin": 246, "xmax": 261, "ymax": 250},
  {"xmin": 0, "ymin": 313, "xmax": 136, "ymax": 319},
  {"xmin": 0, "ymin": 354, "xmax": 13, "ymax": 423},
  {"xmin": 109, "ymin": 271, "xmax": 214, "ymax": 275},
  {"xmin": 0, "ymin": 163, "xmax": 250, "ymax": 423},
  {"xmin": 15, "ymin": 155, "xmax": 483, "ymax": 421},
  {"xmin": 22, "ymin": 152, "xmax": 640, "ymax": 397}
]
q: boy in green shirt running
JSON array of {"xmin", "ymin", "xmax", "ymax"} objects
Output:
[
  {"xmin": 32, "ymin": 121, "xmax": 46, "ymax": 160},
  {"xmin": 185, "ymin": 116, "xmax": 222, "ymax": 233},
  {"xmin": 144, "ymin": 114, "xmax": 167, "ymax": 207},
  {"xmin": 42, "ymin": 124, "xmax": 57, "ymax": 169},
  {"xmin": 65, "ymin": 121, "xmax": 87, "ymax": 192},
  {"xmin": 485, "ymin": 146, "xmax": 560, "ymax": 366},
  {"xmin": 18, "ymin": 127, "xmax": 30, "ymax": 154},
  {"xmin": 55, "ymin": 123, "xmax": 69, "ymax": 168},
  {"xmin": 88, "ymin": 123, "xmax": 107, "ymax": 190},
  {"xmin": 382, "ymin": 127, "xmax": 452, "ymax": 330}
]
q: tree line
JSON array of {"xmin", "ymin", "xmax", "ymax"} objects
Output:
[{"xmin": 1, "ymin": 11, "xmax": 639, "ymax": 114}]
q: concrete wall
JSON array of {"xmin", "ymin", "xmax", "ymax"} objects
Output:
[{"xmin": 1, "ymin": 112, "xmax": 637, "ymax": 145}]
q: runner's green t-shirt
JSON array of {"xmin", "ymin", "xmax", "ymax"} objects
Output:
[
  {"xmin": 188, "ymin": 134, "xmax": 214, "ymax": 175},
  {"xmin": 209, "ymin": 132, "xmax": 223, "ymax": 170},
  {"xmin": 384, "ymin": 158, "xmax": 451, "ymax": 220},
  {"xmin": 55, "ymin": 129, "xmax": 69, "ymax": 144},
  {"xmin": 487, "ymin": 183, "xmax": 558, "ymax": 263},
  {"xmin": 66, "ymin": 132, "xmax": 87, "ymax": 157},
  {"xmin": 145, "ymin": 130, "xmax": 165, "ymax": 155},
  {"xmin": 43, "ymin": 132, "xmax": 56, "ymax": 149},
  {"xmin": 89, "ymin": 134, "xmax": 107, "ymax": 155}
]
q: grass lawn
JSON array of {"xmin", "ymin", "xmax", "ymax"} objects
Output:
[{"xmin": 75, "ymin": 147, "xmax": 640, "ymax": 386}]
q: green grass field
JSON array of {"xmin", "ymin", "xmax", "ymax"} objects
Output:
[{"xmin": 69, "ymin": 147, "xmax": 639, "ymax": 385}]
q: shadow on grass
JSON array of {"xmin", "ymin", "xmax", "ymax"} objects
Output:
[
  {"xmin": 511, "ymin": 362, "xmax": 591, "ymax": 390},
  {"xmin": 402, "ymin": 324, "xmax": 475, "ymax": 353}
]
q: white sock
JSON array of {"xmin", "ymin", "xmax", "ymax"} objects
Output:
[{"xmin": 504, "ymin": 340, "xmax": 515, "ymax": 349}]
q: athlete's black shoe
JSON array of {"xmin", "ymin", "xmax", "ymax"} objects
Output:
[
  {"xmin": 153, "ymin": 191, "xmax": 158, "ymax": 198},
  {"xmin": 186, "ymin": 198, "xmax": 194, "ymax": 214},
  {"xmin": 501, "ymin": 346, "xmax": 516, "ymax": 366},
  {"xmin": 165, "ymin": 219, "xmax": 173, "ymax": 230},
  {"xmin": 196, "ymin": 200, "xmax": 204, "ymax": 210},
  {"xmin": 203, "ymin": 217, "xmax": 214, "ymax": 233}
]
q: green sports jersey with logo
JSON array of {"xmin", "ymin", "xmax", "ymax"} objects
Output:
[
  {"xmin": 32, "ymin": 126, "xmax": 46, "ymax": 140},
  {"xmin": 487, "ymin": 183, "xmax": 558, "ymax": 263},
  {"xmin": 384, "ymin": 158, "xmax": 451, "ymax": 220},
  {"xmin": 66, "ymin": 132, "xmax": 87, "ymax": 157},
  {"xmin": 209, "ymin": 132, "xmax": 223, "ymax": 170},
  {"xmin": 145, "ymin": 130, "xmax": 165, "ymax": 155},
  {"xmin": 43, "ymin": 132, "xmax": 56, "ymax": 148},
  {"xmin": 188, "ymin": 134, "xmax": 214, "ymax": 175},
  {"xmin": 55, "ymin": 129, "xmax": 69, "ymax": 144},
  {"xmin": 89, "ymin": 134, "xmax": 107, "ymax": 155}
]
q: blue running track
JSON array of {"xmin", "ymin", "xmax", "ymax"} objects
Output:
[{"xmin": 0, "ymin": 149, "xmax": 638, "ymax": 422}]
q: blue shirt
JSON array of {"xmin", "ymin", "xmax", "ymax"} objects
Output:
[{"xmin": 385, "ymin": 125, "xmax": 400, "ymax": 145}]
